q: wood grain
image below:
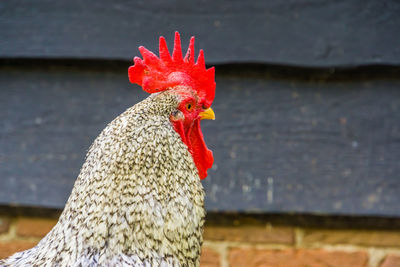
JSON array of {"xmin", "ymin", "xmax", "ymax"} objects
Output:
[
  {"xmin": 0, "ymin": 0, "xmax": 399, "ymax": 66},
  {"xmin": 0, "ymin": 64, "xmax": 399, "ymax": 216}
]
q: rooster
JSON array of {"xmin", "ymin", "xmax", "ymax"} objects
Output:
[{"xmin": 0, "ymin": 32, "xmax": 216, "ymax": 267}]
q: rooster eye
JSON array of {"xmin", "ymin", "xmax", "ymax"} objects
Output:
[{"xmin": 186, "ymin": 103, "xmax": 193, "ymax": 111}]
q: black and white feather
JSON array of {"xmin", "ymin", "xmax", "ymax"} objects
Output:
[{"xmin": 0, "ymin": 91, "xmax": 205, "ymax": 267}]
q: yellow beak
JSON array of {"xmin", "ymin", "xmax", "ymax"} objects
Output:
[{"xmin": 199, "ymin": 107, "xmax": 215, "ymax": 120}]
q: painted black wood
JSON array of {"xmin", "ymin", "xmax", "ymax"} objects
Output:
[
  {"xmin": 1, "ymin": 63, "xmax": 399, "ymax": 216},
  {"xmin": 1, "ymin": 0, "xmax": 400, "ymax": 67},
  {"xmin": 3, "ymin": 205, "xmax": 400, "ymax": 230}
]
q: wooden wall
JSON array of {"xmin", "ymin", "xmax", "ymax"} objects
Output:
[{"xmin": 1, "ymin": 0, "xmax": 400, "ymax": 218}]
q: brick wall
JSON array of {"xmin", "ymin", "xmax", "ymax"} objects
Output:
[{"xmin": 1, "ymin": 216, "xmax": 400, "ymax": 266}]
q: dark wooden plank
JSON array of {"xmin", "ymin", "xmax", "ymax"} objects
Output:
[
  {"xmin": 3, "ymin": 205, "xmax": 400, "ymax": 230},
  {"xmin": 0, "ymin": 64, "xmax": 400, "ymax": 217},
  {"xmin": 1, "ymin": 0, "xmax": 400, "ymax": 67}
]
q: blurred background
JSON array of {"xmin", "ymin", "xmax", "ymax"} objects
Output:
[{"xmin": 1, "ymin": 1, "xmax": 400, "ymax": 266}]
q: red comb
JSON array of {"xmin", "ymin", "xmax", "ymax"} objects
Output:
[{"xmin": 128, "ymin": 32, "xmax": 216, "ymax": 107}]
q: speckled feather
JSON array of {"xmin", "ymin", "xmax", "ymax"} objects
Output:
[{"xmin": 0, "ymin": 90, "xmax": 205, "ymax": 267}]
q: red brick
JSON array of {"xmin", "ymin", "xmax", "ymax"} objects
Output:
[
  {"xmin": 200, "ymin": 247, "xmax": 220, "ymax": 267},
  {"xmin": 303, "ymin": 229, "xmax": 400, "ymax": 247},
  {"xmin": 204, "ymin": 226, "xmax": 294, "ymax": 244},
  {"xmin": 0, "ymin": 217, "xmax": 11, "ymax": 234},
  {"xmin": 16, "ymin": 217, "xmax": 57, "ymax": 238},
  {"xmin": 381, "ymin": 255, "xmax": 400, "ymax": 267},
  {"xmin": 229, "ymin": 248, "xmax": 368, "ymax": 267},
  {"xmin": 0, "ymin": 241, "xmax": 38, "ymax": 258}
]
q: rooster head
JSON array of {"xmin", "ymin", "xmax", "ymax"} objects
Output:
[{"xmin": 128, "ymin": 32, "xmax": 216, "ymax": 179}]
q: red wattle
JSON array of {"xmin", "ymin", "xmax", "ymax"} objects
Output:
[
  {"xmin": 188, "ymin": 119, "xmax": 213, "ymax": 179},
  {"xmin": 172, "ymin": 119, "xmax": 213, "ymax": 179}
]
